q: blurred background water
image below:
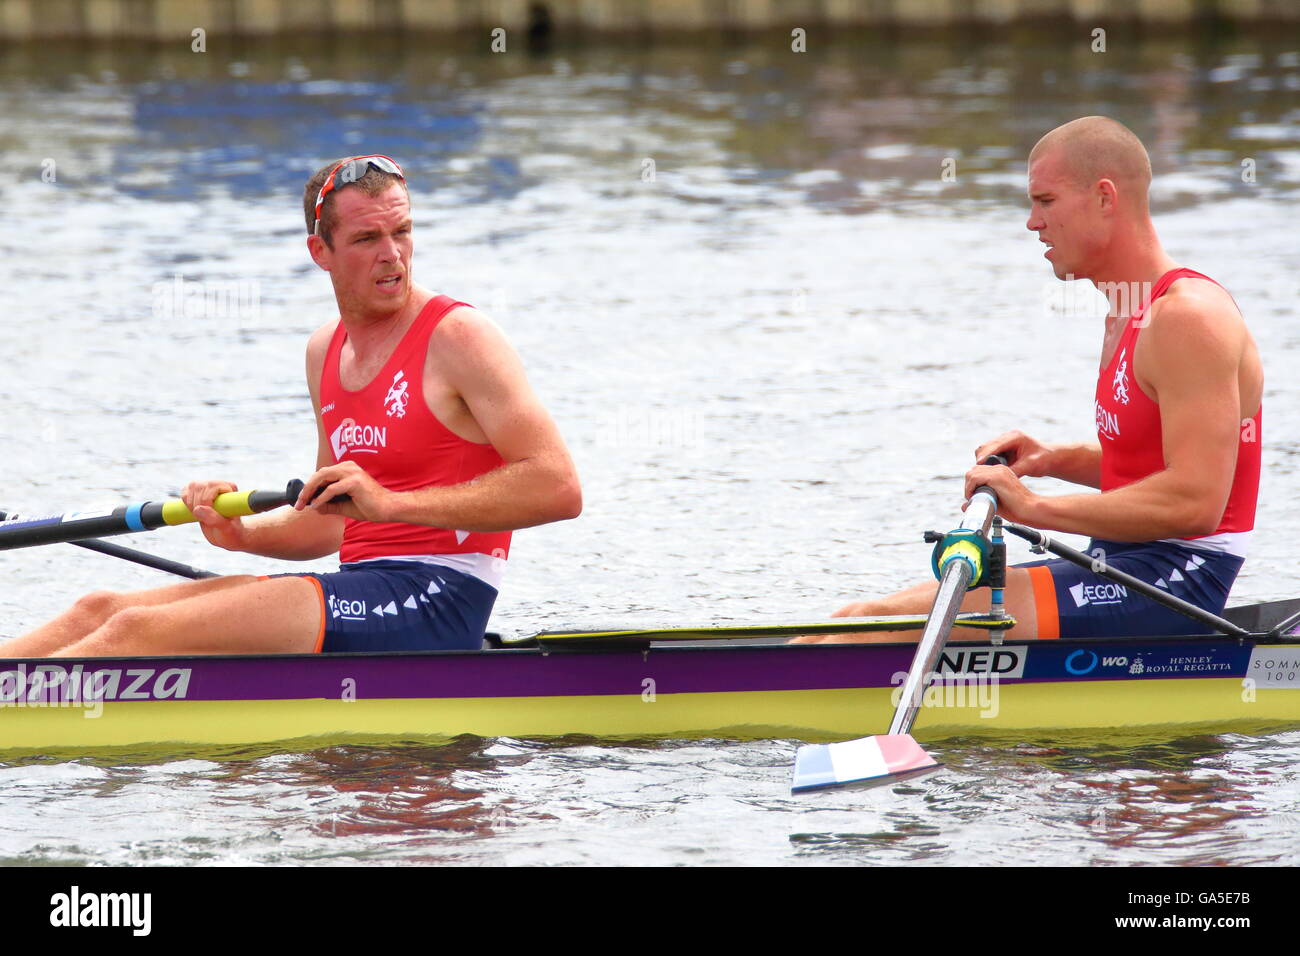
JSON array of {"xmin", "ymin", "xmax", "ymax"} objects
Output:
[{"xmin": 0, "ymin": 26, "xmax": 1297, "ymax": 865}]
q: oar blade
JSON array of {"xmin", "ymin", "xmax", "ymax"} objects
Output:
[{"xmin": 791, "ymin": 733, "xmax": 940, "ymax": 794}]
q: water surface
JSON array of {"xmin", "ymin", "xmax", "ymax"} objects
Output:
[{"xmin": 0, "ymin": 28, "xmax": 1297, "ymax": 865}]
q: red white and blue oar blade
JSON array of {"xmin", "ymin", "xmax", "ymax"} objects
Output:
[{"xmin": 791, "ymin": 734, "xmax": 940, "ymax": 793}]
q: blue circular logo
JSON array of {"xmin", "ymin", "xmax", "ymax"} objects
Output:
[{"xmin": 1065, "ymin": 649, "xmax": 1099, "ymax": 676}]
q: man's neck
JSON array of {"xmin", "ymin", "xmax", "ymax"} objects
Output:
[
  {"xmin": 340, "ymin": 285, "xmax": 434, "ymax": 359},
  {"xmin": 1088, "ymin": 221, "xmax": 1179, "ymax": 317}
]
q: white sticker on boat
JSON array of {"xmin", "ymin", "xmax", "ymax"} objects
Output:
[
  {"xmin": 934, "ymin": 645, "xmax": 1025, "ymax": 679},
  {"xmin": 1247, "ymin": 648, "xmax": 1300, "ymax": 688}
]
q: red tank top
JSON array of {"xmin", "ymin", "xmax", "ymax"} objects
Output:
[
  {"xmin": 1094, "ymin": 268, "xmax": 1260, "ymax": 546},
  {"xmin": 319, "ymin": 295, "xmax": 513, "ymax": 566}
]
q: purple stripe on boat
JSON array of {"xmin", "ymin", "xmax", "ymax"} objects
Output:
[
  {"xmin": 0, "ymin": 645, "xmax": 916, "ymax": 703},
  {"xmin": 187, "ymin": 645, "xmax": 920, "ymax": 701},
  {"xmin": 0, "ymin": 636, "xmax": 1260, "ymax": 704}
]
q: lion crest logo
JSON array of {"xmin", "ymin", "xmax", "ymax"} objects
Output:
[
  {"xmin": 1112, "ymin": 348, "xmax": 1130, "ymax": 406},
  {"xmin": 385, "ymin": 370, "xmax": 409, "ymax": 419}
]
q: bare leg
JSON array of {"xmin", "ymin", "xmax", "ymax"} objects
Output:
[
  {"xmin": 51, "ymin": 575, "xmax": 324, "ymax": 657},
  {"xmin": 0, "ymin": 576, "xmax": 257, "ymax": 658},
  {"xmin": 792, "ymin": 567, "xmax": 1042, "ymax": 643}
]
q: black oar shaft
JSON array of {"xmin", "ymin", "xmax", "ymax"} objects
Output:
[
  {"xmin": 1000, "ymin": 522, "xmax": 1250, "ymax": 639},
  {"xmin": 67, "ymin": 539, "xmax": 219, "ymax": 580},
  {"xmin": 0, "ymin": 480, "xmax": 304, "ymax": 553},
  {"xmin": 0, "ymin": 507, "xmax": 220, "ymax": 579}
]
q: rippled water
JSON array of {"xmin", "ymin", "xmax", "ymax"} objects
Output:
[
  {"xmin": 5, "ymin": 731, "xmax": 1298, "ymax": 866},
  {"xmin": 0, "ymin": 29, "xmax": 1298, "ymax": 865}
]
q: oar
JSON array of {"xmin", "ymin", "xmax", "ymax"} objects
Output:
[
  {"xmin": 791, "ymin": 456, "xmax": 1006, "ymax": 793},
  {"xmin": 999, "ymin": 522, "xmax": 1251, "ymax": 639},
  {"xmin": 0, "ymin": 480, "xmax": 305, "ymax": 553},
  {"xmin": 0, "ymin": 508, "xmax": 219, "ymax": 579},
  {"xmin": 62, "ymin": 538, "xmax": 219, "ymax": 579}
]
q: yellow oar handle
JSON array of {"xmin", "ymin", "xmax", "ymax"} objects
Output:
[{"xmin": 158, "ymin": 480, "xmax": 305, "ymax": 526}]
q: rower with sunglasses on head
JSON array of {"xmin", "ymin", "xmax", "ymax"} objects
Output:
[{"xmin": 5, "ymin": 155, "xmax": 582, "ymax": 658}]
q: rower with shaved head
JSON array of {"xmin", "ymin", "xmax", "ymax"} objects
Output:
[{"xmin": 801, "ymin": 116, "xmax": 1262, "ymax": 643}]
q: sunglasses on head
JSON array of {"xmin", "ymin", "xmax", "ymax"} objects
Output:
[{"xmin": 313, "ymin": 155, "xmax": 406, "ymax": 235}]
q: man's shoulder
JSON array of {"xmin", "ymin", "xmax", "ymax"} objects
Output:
[
  {"xmin": 306, "ymin": 318, "xmax": 341, "ymax": 357},
  {"xmin": 309, "ymin": 317, "xmax": 342, "ymax": 342},
  {"xmin": 1149, "ymin": 274, "xmax": 1242, "ymax": 330},
  {"xmin": 431, "ymin": 303, "xmax": 495, "ymax": 337},
  {"xmin": 1139, "ymin": 275, "xmax": 1246, "ymax": 382},
  {"xmin": 427, "ymin": 304, "xmax": 515, "ymax": 360}
]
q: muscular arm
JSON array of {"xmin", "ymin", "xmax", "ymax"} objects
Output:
[
  {"xmin": 1004, "ymin": 290, "xmax": 1244, "ymax": 540},
  {"xmin": 975, "ymin": 433, "xmax": 1101, "ymax": 489},
  {"xmin": 1036, "ymin": 442, "xmax": 1103, "ymax": 489},
  {"xmin": 197, "ymin": 323, "xmax": 346, "ymax": 560},
  {"xmin": 302, "ymin": 308, "xmax": 582, "ymax": 531}
]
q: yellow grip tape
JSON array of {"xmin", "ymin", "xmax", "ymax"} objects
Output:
[
  {"xmin": 941, "ymin": 538, "xmax": 985, "ymax": 588},
  {"xmin": 160, "ymin": 490, "xmax": 256, "ymax": 526}
]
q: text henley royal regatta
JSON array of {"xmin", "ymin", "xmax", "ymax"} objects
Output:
[
  {"xmin": 319, "ymin": 294, "xmax": 511, "ymax": 584},
  {"xmin": 1094, "ymin": 267, "xmax": 1261, "ymax": 557}
]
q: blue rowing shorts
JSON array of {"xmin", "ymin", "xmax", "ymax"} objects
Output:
[
  {"xmin": 1015, "ymin": 538, "xmax": 1243, "ymax": 639},
  {"xmin": 269, "ymin": 560, "xmax": 498, "ymax": 652}
]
